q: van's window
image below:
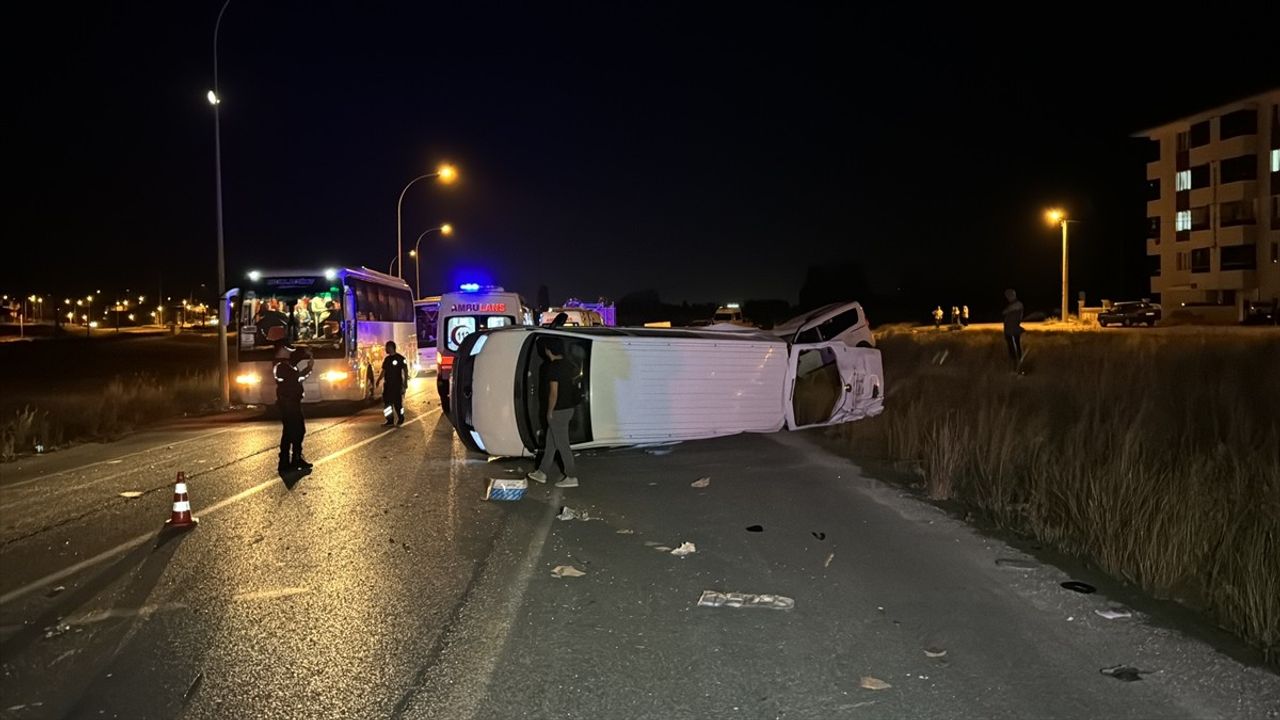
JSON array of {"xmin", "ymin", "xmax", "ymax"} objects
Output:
[
  {"xmin": 445, "ymin": 315, "xmax": 515, "ymax": 353},
  {"xmin": 792, "ymin": 347, "xmax": 842, "ymax": 426},
  {"xmin": 816, "ymin": 307, "xmax": 861, "ymax": 341},
  {"xmin": 520, "ymin": 335, "xmax": 593, "ymax": 445}
]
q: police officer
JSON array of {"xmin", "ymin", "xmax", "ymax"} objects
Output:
[
  {"xmin": 376, "ymin": 340, "xmax": 409, "ymax": 426},
  {"xmin": 273, "ymin": 340, "xmax": 314, "ymax": 473}
]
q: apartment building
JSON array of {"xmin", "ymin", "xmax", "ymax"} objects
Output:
[{"xmin": 1138, "ymin": 89, "xmax": 1280, "ymax": 319}]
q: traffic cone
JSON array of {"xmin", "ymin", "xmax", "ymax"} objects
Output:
[{"xmin": 164, "ymin": 472, "xmax": 199, "ymax": 529}]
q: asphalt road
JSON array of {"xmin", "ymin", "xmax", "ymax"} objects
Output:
[{"xmin": 2, "ymin": 384, "xmax": 1277, "ymax": 719}]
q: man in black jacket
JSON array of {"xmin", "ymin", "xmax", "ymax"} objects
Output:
[{"xmin": 273, "ymin": 341, "xmax": 314, "ymax": 473}]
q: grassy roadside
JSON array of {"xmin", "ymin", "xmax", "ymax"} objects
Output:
[
  {"xmin": 836, "ymin": 328, "xmax": 1280, "ymax": 663},
  {"xmin": 0, "ymin": 335, "xmax": 221, "ymax": 461}
]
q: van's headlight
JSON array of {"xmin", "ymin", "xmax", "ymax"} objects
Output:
[
  {"xmin": 470, "ymin": 335, "xmax": 488, "ymax": 356},
  {"xmin": 321, "ymin": 370, "xmax": 349, "ymax": 382},
  {"xmin": 469, "ymin": 430, "xmax": 487, "ymax": 452},
  {"xmin": 235, "ymin": 373, "xmax": 261, "ymax": 385}
]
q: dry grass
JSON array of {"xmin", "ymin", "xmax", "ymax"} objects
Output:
[
  {"xmin": 838, "ymin": 329, "xmax": 1280, "ymax": 662},
  {"xmin": 0, "ymin": 372, "xmax": 219, "ymax": 461}
]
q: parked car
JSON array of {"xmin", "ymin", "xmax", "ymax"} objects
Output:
[
  {"xmin": 1097, "ymin": 301, "xmax": 1161, "ymax": 327},
  {"xmin": 449, "ymin": 321, "xmax": 884, "ymax": 457},
  {"xmin": 770, "ymin": 301, "xmax": 875, "ymax": 347},
  {"xmin": 1243, "ymin": 300, "xmax": 1278, "ymax": 325}
]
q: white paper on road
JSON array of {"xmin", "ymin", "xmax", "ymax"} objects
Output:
[
  {"xmin": 696, "ymin": 590, "xmax": 794, "ymax": 610},
  {"xmin": 670, "ymin": 542, "xmax": 696, "ymax": 556}
]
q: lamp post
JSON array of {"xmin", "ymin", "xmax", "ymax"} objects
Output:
[
  {"xmin": 210, "ymin": 0, "xmax": 232, "ymax": 409},
  {"xmin": 395, "ymin": 164, "xmax": 457, "ymax": 280},
  {"xmin": 1045, "ymin": 209, "xmax": 1078, "ymax": 323},
  {"xmin": 411, "ymin": 223, "xmax": 454, "ymax": 298}
]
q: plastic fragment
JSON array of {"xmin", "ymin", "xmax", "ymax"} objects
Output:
[
  {"xmin": 670, "ymin": 542, "xmax": 696, "ymax": 556},
  {"xmin": 923, "ymin": 647, "xmax": 947, "ymax": 658},
  {"xmin": 691, "ymin": 477, "xmax": 710, "ymax": 488},
  {"xmin": 697, "ymin": 590, "xmax": 794, "ymax": 610},
  {"xmin": 859, "ymin": 676, "xmax": 892, "ymax": 690},
  {"xmin": 1095, "ymin": 608, "xmax": 1132, "ymax": 620},
  {"xmin": 551, "ymin": 565, "xmax": 586, "ymax": 578},
  {"xmin": 119, "ymin": 491, "xmax": 144, "ymax": 499}
]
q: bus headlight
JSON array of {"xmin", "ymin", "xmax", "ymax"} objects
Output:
[
  {"xmin": 321, "ymin": 370, "xmax": 349, "ymax": 382},
  {"xmin": 235, "ymin": 373, "xmax": 261, "ymax": 385}
]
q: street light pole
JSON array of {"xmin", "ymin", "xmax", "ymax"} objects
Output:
[
  {"xmin": 1060, "ymin": 219, "xmax": 1069, "ymax": 323},
  {"xmin": 411, "ymin": 224, "xmax": 454, "ymax": 298},
  {"xmin": 395, "ymin": 165, "xmax": 457, "ymax": 280},
  {"xmin": 211, "ymin": 0, "xmax": 231, "ymax": 409}
]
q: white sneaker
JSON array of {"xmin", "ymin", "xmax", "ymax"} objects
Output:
[
  {"xmin": 554, "ymin": 477, "xmax": 579, "ymax": 488},
  {"xmin": 526, "ymin": 470, "xmax": 548, "ymax": 484}
]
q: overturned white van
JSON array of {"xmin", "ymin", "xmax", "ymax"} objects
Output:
[{"xmin": 449, "ymin": 317, "xmax": 883, "ymax": 457}]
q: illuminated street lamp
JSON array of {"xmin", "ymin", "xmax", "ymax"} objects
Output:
[
  {"xmin": 1044, "ymin": 208, "xmax": 1077, "ymax": 323},
  {"xmin": 410, "ymin": 223, "xmax": 454, "ymax": 298},
  {"xmin": 395, "ymin": 164, "xmax": 458, "ymax": 281}
]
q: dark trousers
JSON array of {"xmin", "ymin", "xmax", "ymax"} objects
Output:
[
  {"xmin": 383, "ymin": 388, "xmax": 405, "ymax": 424},
  {"xmin": 1004, "ymin": 332, "xmax": 1024, "ymax": 369},
  {"xmin": 279, "ymin": 404, "xmax": 306, "ymax": 465}
]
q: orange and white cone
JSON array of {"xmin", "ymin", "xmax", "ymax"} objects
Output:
[{"xmin": 164, "ymin": 472, "xmax": 199, "ymax": 529}]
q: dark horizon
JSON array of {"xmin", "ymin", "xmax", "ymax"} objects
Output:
[{"xmin": 5, "ymin": 5, "xmax": 1277, "ymax": 319}]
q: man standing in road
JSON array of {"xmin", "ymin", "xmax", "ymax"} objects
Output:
[
  {"xmin": 273, "ymin": 340, "xmax": 314, "ymax": 474},
  {"xmin": 1002, "ymin": 289, "xmax": 1025, "ymax": 374},
  {"xmin": 527, "ymin": 337, "xmax": 581, "ymax": 489},
  {"xmin": 376, "ymin": 340, "xmax": 409, "ymax": 426}
]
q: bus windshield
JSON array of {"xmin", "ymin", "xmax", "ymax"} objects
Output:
[{"xmin": 239, "ymin": 288, "xmax": 345, "ymax": 360}]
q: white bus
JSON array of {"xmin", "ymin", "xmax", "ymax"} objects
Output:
[
  {"xmin": 414, "ymin": 295, "xmax": 441, "ymax": 376},
  {"xmin": 229, "ymin": 267, "xmax": 417, "ymax": 404},
  {"xmin": 436, "ymin": 283, "xmax": 534, "ymax": 412}
]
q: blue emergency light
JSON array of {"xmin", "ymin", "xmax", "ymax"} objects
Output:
[{"xmin": 459, "ymin": 283, "xmax": 481, "ymax": 292}]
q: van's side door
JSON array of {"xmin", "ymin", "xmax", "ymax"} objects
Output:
[{"xmin": 784, "ymin": 342, "xmax": 884, "ymax": 430}]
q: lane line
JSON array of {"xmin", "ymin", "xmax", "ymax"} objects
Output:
[{"xmin": 0, "ymin": 410, "xmax": 437, "ymax": 607}]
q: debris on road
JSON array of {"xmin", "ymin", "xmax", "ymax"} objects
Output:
[
  {"xmin": 995, "ymin": 557, "xmax": 1040, "ymax": 570},
  {"xmin": 485, "ymin": 478, "xmax": 527, "ymax": 501},
  {"xmin": 745, "ymin": 525, "xmax": 763, "ymax": 533},
  {"xmin": 551, "ymin": 565, "xmax": 586, "ymax": 579},
  {"xmin": 556, "ymin": 506, "xmax": 594, "ymax": 521},
  {"xmin": 46, "ymin": 585, "xmax": 66, "ymax": 598},
  {"xmin": 644, "ymin": 541, "xmax": 662, "ymax": 547},
  {"xmin": 119, "ymin": 491, "xmax": 144, "ymax": 499},
  {"xmin": 697, "ymin": 590, "xmax": 794, "ymax": 610},
  {"xmin": 923, "ymin": 647, "xmax": 947, "ymax": 658},
  {"xmin": 824, "ymin": 552, "xmax": 835, "ymax": 568},
  {"xmin": 1095, "ymin": 608, "xmax": 1133, "ymax": 620},
  {"xmin": 859, "ymin": 676, "xmax": 892, "ymax": 690},
  {"xmin": 615, "ymin": 529, "xmax": 635, "ymax": 534},
  {"xmin": 183, "ymin": 672, "xmax": 204, "ymax": 703},
  {"xmin": 654, "ymin": 546, "xmax": 671, "ymax": 552},
  {"xmin": 1061, "ymin": 581, "xmax": 1096, "ymax": 594},
  {"xmin": 691, "ymin": 476, "xmax": 710, "ymax": 488},
  {"xmin": 811, "ymin": 531, "xmax": 826, "ymax": 540},
  {"xmin": 670, "ymin": 542, "xmax": 696, "ymax": 556},
  {"xmin": 42, "ymin": 623, "xmax": 71, "ymax": 639},
  {"xmin": 1100, "ymin": 665, "xmax": 1144, "ymax": 682}
]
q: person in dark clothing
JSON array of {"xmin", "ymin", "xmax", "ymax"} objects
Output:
[
  {"xmin": 375, "ymin": 340, "xmax": 409, "ymax": 426},
  {"xmin": 527, "ymin": 337, "xmax": 581, "ymax": 488},
  {"xmin": 1002, "ymin": 289, "xmax": 1025, "ymax": 374},
  {"xmin": 273, "ymin": 341, "xmax": 314, "ymax": 473}
]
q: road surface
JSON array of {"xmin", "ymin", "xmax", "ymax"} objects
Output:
[{"xmin": 2, "ymin": 386, "xmax": 1277, "ymax": 719}]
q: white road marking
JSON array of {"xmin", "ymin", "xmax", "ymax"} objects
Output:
[{"xmin": 0, "ymin": 409, "xmax": 436, "ymax": 607}]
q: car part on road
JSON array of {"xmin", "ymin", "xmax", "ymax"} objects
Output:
[
  {"xmin": 696, "ymin": 590, "xmax": 794, "ymax": 610},
  {"xmin": 690, "ymin": 476, "xmax": 710, "ymax": 488},
  {"xmin": 1100, "ymin": 664, "xmax": 1144, "ymax": 682},
  {"xmin": 859, "ymin": 676, "xmax": 892, "ymax": 690},
  {"xmin": 670, "ymin": 542, "xmax": 696, "ymax": 556},
  {"xmin": 746, "ymin": 524, "xmax": 763, "ymax": 532},
  {"xmin": 164, "ymin": 472, "xmax": 199, "ymax": 530},
  {"xmin": 1061, "ymin": 580, "xmax": 1096, "ymax": 594},
  {"xmin": 550, "ymin": 565, "xmax": 585, "ymax": 578},
  {"xmin": 485, "ymin": 478, "xmax": 526, "ymax": 501}
]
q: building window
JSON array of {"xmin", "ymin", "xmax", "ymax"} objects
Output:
[
  {"xmin": 1220, "ymin": 245, "xmax": 1256, "ymax": 271},
  {"xmin": 1148, "ymin": 254, "xmax": 1161, "ymax": 277},
  {"xmin": 1190, "ymin": 206, "xmax": 1210, "ymax": 231},
  {"xmin": 1146, "ymin": 178, "xmax": 1161, "ymax": 201},
  {"xmin": 1272, "ymin": 242, "xmax": 1278, "ymax": 263},
  {"xmin": 1146, "ymin": 216, "xmax": 1161, "ymax": 239},
  {"xmin": 1190, "ymin": 248, "xmax": 1211, "ymax": 273},
  {"xmin": 1271, "ymin": 148, "xmax": 1279, "ymax": 173},
  {"xmin": 1175, "ymin": 170, "xmax": 1191, "ymax": 191},
  {"xmin": 1176, "ymin": 131, "xmax": 1190, "ymax": 153},
  {"xmin": 1176, "ymin": 210, "xmax": 1192, "ymax": 231},
  {"xmin": 1221, "ymin": 154, "xmax": 1257, "ymax": 184},
  {"xmin": 1190, "ymin": 164, "xmax": 1210, "ymax": 189},
  {"xmin": 1219, "ymin": 109, "xmax": 1257, "ymax": 139},
  {"xmin": 1175, "ymin": 251, "xmax": 1188, "ymax": 271},
  {"xmin": 1220, "ymin": 199, "xmax": 1256, "ymax": 227},
  {"xmin": 1144, "ymin": 139, "xmax": 1160, "ymax": 163},
  {"xmin": 1190, "ymin": 120, "xmax": 1210, "ymax": 147}
]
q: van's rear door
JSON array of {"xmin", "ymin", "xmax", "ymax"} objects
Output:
[{"xmin": 784, "ymin": 342, "xmax": 884, "ymax": 429}]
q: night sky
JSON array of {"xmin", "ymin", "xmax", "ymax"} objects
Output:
[{"xmin": 6, "ymin": 4, "xmax": 1277, "ymax": 320}]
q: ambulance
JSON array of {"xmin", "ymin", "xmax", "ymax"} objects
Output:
[{"xmin": 436, "ymin": 283, "xmax": 535, "ymax": 413}]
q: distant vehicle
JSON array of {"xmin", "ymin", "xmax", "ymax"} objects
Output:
[
  {"xmin": 413, "ymin": 296, "xmax": 441, "ymax": 375},
  {"xmin": 1243, "ymin": 300, "xmax": 1278, "ymax": 325},
  {"xmin": 449, "ymin": 314, "xmax": 884, "ymax": 458},
  {"xmin": 1097, "ymin": 301, "xmax": 1161, "ymax": 327},
  {"xmin": 437, "ymin": 284, "xmax": 535, "ymax": 412},
  {"xmin": 229, "ymin": 267, "xmax": 416, "ymax": 404},
  {"xmin": 561, "ymin": 298, "xmax": 616, "ymax": 326},
  {"xmin": 540, "ymin": 307, "xmax": 605, "ymax": 327},
  {"xmin": 711, "ymin": 303, "xmax": 751, "ymax": 327},
  {"xmin": 771, "ymin": 301, "xmax": 875, "ymax": 348}
]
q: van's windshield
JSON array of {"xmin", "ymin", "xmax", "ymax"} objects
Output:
[{"xmin": 516, "ymin": 334, "xmax": 594, "ymax": 448}]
